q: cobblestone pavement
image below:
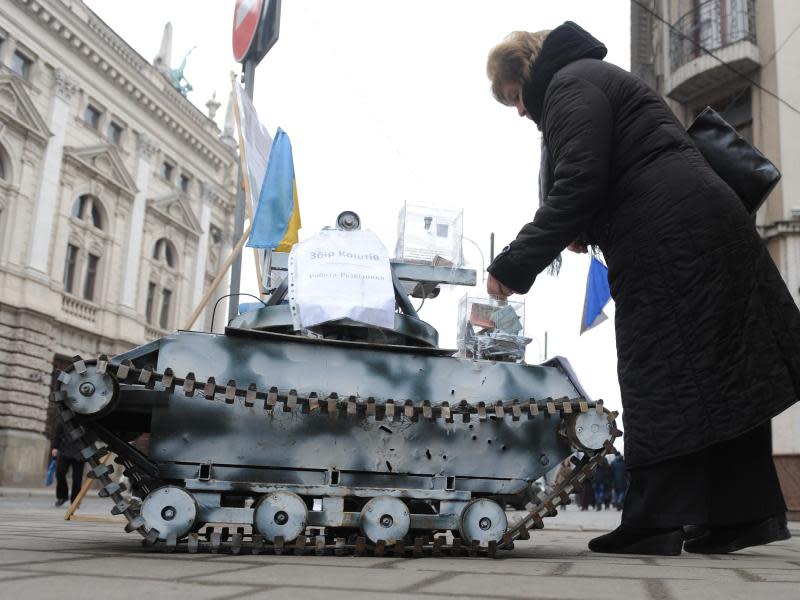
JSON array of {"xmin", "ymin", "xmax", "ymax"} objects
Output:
[{"xmin": 1, "ymin": 488, "xmax": 798, "ymax": 600}]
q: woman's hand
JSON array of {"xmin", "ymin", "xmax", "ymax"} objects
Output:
[
  {"xmin": 567, "ymin": 240, "xmax": 588, "ymax": 254},
  {"xmin": 487, "ymin": 273, "xmax": 515, "ymax": 299}
]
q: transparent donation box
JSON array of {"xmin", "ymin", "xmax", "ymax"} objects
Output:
[
  {"xmin": 457, "ymin": 295, "xmax": 531, "ymax": 363},
  {"xmin": 394, "ymin": 204, "xmax": 464, "ymax": 266}
]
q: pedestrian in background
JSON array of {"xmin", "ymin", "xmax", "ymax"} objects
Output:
[
  {"xmin": 611, "ymin": 452, "xmax": 627, "ymax": 510},
  {"xmin": 578, "ymin": 477, "xmax": 594, "ymax": 511},
  {"xmin": 485, "ymin": 21, "xmax": 797, "ymax": 555},
  {"xmin": 50, "ymin": 420, "xmax": 85, "ymax": 506},
  {"xmin": 593, "ymin": 456, "xmax": 611, "ymax": 511}
]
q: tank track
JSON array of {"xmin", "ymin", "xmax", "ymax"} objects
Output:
[{"xmin": 52, "ymin": 355, "xmax": 621, "ymax": 558}]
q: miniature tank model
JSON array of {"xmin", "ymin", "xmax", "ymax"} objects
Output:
[{"xmin": 52, "ymin": 211, "xmax": 620, "ymax": 557}]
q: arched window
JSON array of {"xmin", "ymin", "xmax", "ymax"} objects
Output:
[
  {"xmin": 71, "ymin": 194, "xmax": 104, "ymax": 230},
  {"xmin": 153, "ymin": 238, "xmax": 177, "ymax": 268},
  {"xmin": 63, "ymin": 195, "xmax": 107, "ymax": 303},
  {"xmin": 146, "ymin": 237, "xmax": 179, "ymax": 330}
]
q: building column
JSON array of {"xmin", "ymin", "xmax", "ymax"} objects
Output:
[
  {"xmin": 192, "ymin": 195, "xmax": 212, "ymax": 311},
  {"xmin": 121, "ymin": 135, "xmax": 158, "ymax": 309},
  {"xmin": 27, "ymin": 69, "xmax": 78, "ymax": 275}
]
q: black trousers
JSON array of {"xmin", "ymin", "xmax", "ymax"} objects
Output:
[
  {"xmin": 55, "ymin": 456, "xmax": 84, "ymax": 503},
  {"xmin": 621, "ymin": 421, "xmax": 786, "ymax": 528}
]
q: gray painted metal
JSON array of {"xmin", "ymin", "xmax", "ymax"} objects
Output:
[
  {"xmin": 459, "ymin": 498, "xmax": 508, "ymax": 545},
  {"xmin": 141, "ymin": 486, "xmax": 198, "ymax": 540},
  {"xmin": 228, "ymin": 304, "xmax": 440, "ymax": 347},
  {"xmin": 569, "ymin": 411, "xmax": 614, "ymax": 451},
  {"xmin": 58, "ymin": 365, "xmax": 116, "ymax": 416},
  {"xmin": 360, "ymin": 496, "xmax": 410, "ymax": 543},
  {"xmin": 253, "ymin": 491, "xmax": 308, "ymax": 542},
  {"xmin": 183, "ymin": 479, "xmax": 472, "ymax": 501},
  {"xmin": 146, "ymin": 330, "xmax": 576, "ymax": 495}
]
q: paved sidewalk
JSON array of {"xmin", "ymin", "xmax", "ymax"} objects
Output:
[{"xmin": 1, "ymin": 489, "xmax": 798, "ymax": 600}]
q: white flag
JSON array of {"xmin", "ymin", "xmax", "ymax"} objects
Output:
[{"xmin": 233, "ymin": 82, "xmax": 273, "ymax": 214}]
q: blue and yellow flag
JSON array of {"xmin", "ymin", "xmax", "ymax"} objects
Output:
[{"xmin": 247, "ymin": 128, "xmax": 301, "ymax": 251}]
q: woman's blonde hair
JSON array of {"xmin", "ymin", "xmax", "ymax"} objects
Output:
[{"xmin": 487, "ymin": 30, "xmax": 552, "ymax": 105}]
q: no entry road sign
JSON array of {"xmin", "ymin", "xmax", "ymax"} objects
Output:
[{"xmin": 232, "ymin": 0, "xmax": 264, "ymax": 62}]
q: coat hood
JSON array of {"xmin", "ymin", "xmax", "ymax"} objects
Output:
[{"xmin": 522, "ymin": 21, "xmax": 607, "ymax": 125}]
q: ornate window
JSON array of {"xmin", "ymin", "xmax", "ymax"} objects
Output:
[
  {"xmin": 153, "ymin": 237, "xmax": 176, "ymax": 268},
  {"xmin": 107, "ymin": 121, "xmax": 123, "ymax": 146},
  {"xmin": 84, "ymin": 104, "xmax": 101, "ymax": 130},
  {"xmin": 160, "ymin": 161, "xmax": 174, "ymax": 182},
  {"xmin": 64, "ymin": 195, "xmax": 107, "ymax": 303},
  {"xmin": 179, "ymin": 174, "xmax": 191, "ymax": 193},
  {"xmin": 9, "ymin": 50, "xmax": 33, "ymax": 80},
  {"xmin": 71, "ymin": 194, "xmax": 104, "ymax": 230},
  {"xmin": 146, "ymin": 237, "xmax": 179, "ymax": 330},
  {"xmin": 63, "ymin": 244, "xmax": 79, "ymax": 294}
]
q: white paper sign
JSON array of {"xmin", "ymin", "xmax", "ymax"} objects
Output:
[{"xmin": 289, "ymin": 229, "xmax": 395, "ymax": 331}]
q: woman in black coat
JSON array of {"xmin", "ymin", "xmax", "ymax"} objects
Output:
[{"xmin": 486, "ymin": 22, "xmax": 798, "ymax": 555}]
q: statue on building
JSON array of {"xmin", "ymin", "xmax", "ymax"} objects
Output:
[
  {"xmin": 170, "ymin": 47, "xmax": 196, "ymax": 97},
  {"xmin": 153, "ymin": 22, "xmax": 195, "ymax": 98}
]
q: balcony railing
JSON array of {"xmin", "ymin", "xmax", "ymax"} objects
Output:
[
  {"xmin": 61, "ymin": 293, "xmax": 98, "ymax": 323},
  {"xmin": 145, "ymin": 325, "xmax": 169, "ymax": 341},
  {"xmin": 671, "ymin": 0, "xmax": 756, "ymax": 71}
]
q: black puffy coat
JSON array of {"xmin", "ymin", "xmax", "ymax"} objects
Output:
[{"xmin": 488, "ymin": 22, "xmax": 800, "ymax": 468}]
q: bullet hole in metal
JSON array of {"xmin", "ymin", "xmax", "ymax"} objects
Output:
[
  {"xmin": 442, "ymin": 455, "xmax": 447, "ymax": 460},
  {"xmin": 487, "ymin": 439, "xmax": 492, "ymax": 444},
  {"xmin": 425, "ymin": 449, "xmax": 432, "ymax": 459},
  {"xmin": 472, "ymin": 435, "xmax": 477, "ymax": 441},
  {"xmin": 450, "ymin": 389, "xmax": 455, "ymax": 395},
  {"xmin": 379, "ymin": 425, "xmax": 393, "ymax": 434},
  {"xmin": 501, "ymin": 445, "xmax": 507, "ymax": 451},
  {"xmin": 386, "ymin": 461, "xmax": 393, "ymax": 472},
  {"xmin": 468, "ymin": 424, "xmax": 474, "ymax": 430}
]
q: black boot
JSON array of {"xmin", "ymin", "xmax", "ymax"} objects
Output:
[
  {"xmin": 682, "ymin": 524, "xmax": 708, "ymax": 542},
  {"xmin": 589, "ymin": 525, "xmax": 684, "ymax": 555},
  {"xmin": 684, "ymin": 515, "xmax": 791, "ymax": 554}
]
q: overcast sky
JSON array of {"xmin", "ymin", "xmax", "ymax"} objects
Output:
[{"xmin": 86, "ymin": 0, "xmax": 631, "ymax": 418}]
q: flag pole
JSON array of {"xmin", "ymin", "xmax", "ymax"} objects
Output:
[
  {"xmin": 227, "ymin": 59, "xmax": 256, "ymax": 321},
  {"xmin": 230, "ymin": 73, "xmax": 264, "ymax": 295}
]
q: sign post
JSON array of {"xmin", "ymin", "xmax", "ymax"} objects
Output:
[{"xmin": 228, "ymin": 0, "xmax": 281, "ymax": 322}]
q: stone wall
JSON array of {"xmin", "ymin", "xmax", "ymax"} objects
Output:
[{"xmin": 0, "ymin": 304, "xmax": 54, "ymax": 485}]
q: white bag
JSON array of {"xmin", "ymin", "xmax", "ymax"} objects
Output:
[{"xmin": 288, "ymin": 229, "xmax": 396, "ymax": 331}]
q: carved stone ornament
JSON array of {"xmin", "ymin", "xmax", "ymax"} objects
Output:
[
  {"xmin": 137, "ymin": 134, "xmax": 159, "ymax": 159},
  {"xmin": 53, "ymin": 69, "xmax": 79, "ymax": 101}
]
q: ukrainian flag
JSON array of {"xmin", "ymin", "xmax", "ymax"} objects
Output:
[{"xmin": 247, "ymin": 128, "xmax": 301, "ymax": 251}]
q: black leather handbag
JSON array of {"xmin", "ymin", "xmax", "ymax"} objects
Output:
[{"xmin": 688, "ymin": 107, "xmax": 781, "ymax": 214}]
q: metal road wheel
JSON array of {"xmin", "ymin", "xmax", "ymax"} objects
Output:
[
  {"xmin": 459, "ymin": 498, "xmax": 508, "ymax": 545},
  {"xmin": 359, "ymin": 496, "xmax": 410, "ymax": 544},
  {"xmin": 140, "ymin": 486, "xmax": 198, "ymax": 541},
  {"xmin": 58, "ymin": 364, "xmax": 118, "ymax": 417},
  {"xmin": 566, "ymin": 411, "xmax": 613, "ymax": 451},
  {"xmin": 253, "ymin": 491, "xmax": 308, "ymax": 542}
]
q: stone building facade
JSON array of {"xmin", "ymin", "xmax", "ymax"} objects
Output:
[
  {"xmin": 0, "ymin": 0, "xmax": 237, "ymax": 485},
  {"xmin": 631, "ymin": 0, "xmax": 800, "ymax": 517}
]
